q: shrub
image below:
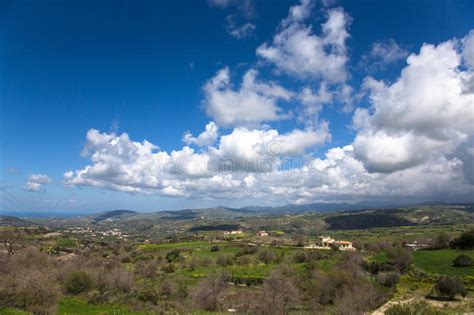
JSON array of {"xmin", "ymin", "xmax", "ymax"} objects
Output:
[
  {"xmin": 434, "ymin": 276, "xmax": 467, "ymax": 300},
  {"xmin": 191, "ymin": 272, "xmax": 228, "ymax": 311},
  {"xmin": 162, "ymin": 263, "xmax": 176, "ymax": 273},
  {"xmin": 387, "ymin": 248, "xmax": 412, "ymax": 272},
  {"xmin": 450, "ymin": 229, "xmax": 474, "ymax": 250},
  {"xmin": 452, "ymin": 254, "xmax": 474, "ymax": 267},
  {"xmin": 64, "ymin": 271, "xmax": 94, "ymax": 295},
  {"xmin": 165, "ymin": 249, "xmax": 181, "ymax": 262},
  {"xmin": 216, "ymin": 254, "xmax": 232, "ymax": 266},
  {"xmin": 210, "ymin": 245, "xmax": 220, "ymax": 252},
  {"xmin": 432, "ymin": 233, "xmax": 450, "ymax": 249},
  {"xmin": 377, "ymin": 271, "xmax": 400, "ymax": 287},
  {"xmin": 258, "ymin": 249, "xmax": 275, "ymax": 265}
]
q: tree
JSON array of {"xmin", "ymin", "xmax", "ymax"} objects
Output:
[
  {"xmin": 258, "ymin": 249, "xmax": 275, "ymax": 265},
  {"xmin": 450, "ymin": 229, "xmax": 474, "ymax": 250},
  {"xmin": 377, "ymin": 271, "xmax": 400, "ymax": 287},
  {"xmin": 165, "ymin": 249, "xmax": 181, "ymax": 262},
  {"xmin": 192, "ymin": 272, "xmax": 228, "ymax": 311},
  {"xmin": 434, "ymin": 276, "xmax": 467, "ymax": 300},
  {"xmin": 255, "ymin": 268, "xmax": 298, "ymax": 315},
  {"xmin": 433, "ymin": 233, "xmax": 450, "ymax": 249},
  {"xmin": 64, "ymin": 271, "xmax": 94, "ymax": 295},
  {"xmin": 452, "ymin": 254, "xmax": 474, "ymax": 267},
  {"xmin": 387, "ymin": 248, "xmax": 412, "ymax": 272},
  {"xmin": 0, "ymin": 228, "xmax": 25, "ymax": 255}
]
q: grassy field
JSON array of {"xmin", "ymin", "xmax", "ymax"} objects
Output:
[
  {"xmin": 413, "ymin": 249, "xmax": 474, "ymax": 276},
  {"xmin": 58, "ymin": 297, "xmax": 142, "ymax": 315},
  {"xmin": 0, "ymin": 308, "xmax": 29, "ymax": 315}
]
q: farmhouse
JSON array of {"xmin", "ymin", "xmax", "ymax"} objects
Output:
[
  {"xmin": 403, "ymin": 241, "xmax": 430, "ymax": 251},
  {"xmin": 305, "ymin": 235, "xmax": 356, "ymax": 251},
  {"xmin": 224, "ymin": 230, "xmax": 243, "ymax": 235}
]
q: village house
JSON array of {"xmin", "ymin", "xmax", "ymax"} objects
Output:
[
  {"xmin": 304, "ymin": 235, "xmax": 356, "ymax": 251},
  {"xmin": 403, "ymin": 241, "xmax": 430, "ymax": 251},
  {"xmin": 224, "ymin": 230, "xmax": 243, "ymax": 235}
]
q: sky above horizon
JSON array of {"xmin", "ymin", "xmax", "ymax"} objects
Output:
[{"xmin": 1, "ymin": 0, "xmax": 473, "ymax": 215}]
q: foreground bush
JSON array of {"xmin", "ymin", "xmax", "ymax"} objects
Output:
[
  {"xmin": 434, "ymin": 276, "xmax": 467, "ymax": 300},
  {"xmin": 450, "ymin": 229, "xmax": 474, "ymax": 250},
  {"xmin": 452, "ymin": 254, "xmax": 474, "ymax": 267},
  {"xmin": 64, "ymin": 271, "xmax": 94, "ymax": 295}
]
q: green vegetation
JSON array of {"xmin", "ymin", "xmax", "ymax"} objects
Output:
[
  {"xmin": 58, "ymin": 297, "xmax": 141, "ymax": 315},
  {"xmin": 1, "ymin": 205, "xmax": 474, "ymax": 314},
  {"xmin": 413, "ymin": 249, "xmax": 474, "ymax": 276}
]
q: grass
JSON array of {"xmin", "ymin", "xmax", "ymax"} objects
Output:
[
  {"xmin": 0, "ymin": 308, "xmax": 29, "ymax": 315},
  {"xmin": 56, "ymin": 238, "xmax": 78, "ymax": 248},
  {"xmin": 58, "ymin": 297, "xmax": 142, "ymax": 315},
  {"xmin": 413, "ymin": 249, "xmax": 474, "ymax": 276},
  {"xmin": 138, "ymin": 241, "xmax": 212, "ymax": 251}
]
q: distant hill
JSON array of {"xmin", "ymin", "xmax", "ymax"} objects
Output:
[
  {"xmin": 325, "ymin": 213, "xmax": 417, "ymax": 230},
  {"xmin": 92, "ymin": 210, "xmax": 137, "ymax": 223},
  {"xmin": 0, "ymin": 215, "xmax": 36, "ymax": 227},
  {"xmin": 240, "ymin": 202, "xmax": 372, "ymax": 214}
]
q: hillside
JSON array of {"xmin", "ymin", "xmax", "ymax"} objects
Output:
[{"xmin": 0, "ymin": 215, "xmax": 36, "ymax": 227}]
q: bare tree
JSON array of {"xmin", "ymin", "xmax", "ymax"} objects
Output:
[{"xmin": 191, "ymin": 272, "xmax": 228, "ymax": 311}]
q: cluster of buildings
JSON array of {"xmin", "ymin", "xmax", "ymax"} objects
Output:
[
  {"xmin": 305, "ymin": 235, "xmax": 355, "ymax": 251},
  {"xmin": 223, "ymin": 229, "xmax": 270, "ymax": 237}
]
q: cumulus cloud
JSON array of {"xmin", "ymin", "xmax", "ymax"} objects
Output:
[
  {"xmin": 360, "ymin": 39, "xmax": 408, "ymax": 71},
  {"xmin": 183, "ymin": 122, "xmax": 219, "ymax": 147},
  {"xmin": 354, "ymin": 37, "xmax": 474, "ymax": 173},
  {"xmin": 256, "ymin": 0, "xmax": 350, "ymax": 82},
  {"xmin": 203, "ymin": 67, "xmax": 293, "ymax": 127},
  {"xmin": 208, "ymin": 0, "xmax": 255, "ymax": 18},
  {"xmin": 62, "ymin": 16, "xmax": 474, "ymax": 204},
  {"xmin": 299, "ymin": 83, "xmax": 333, "ymax": 123},
  {"xmin": 25, "ymin": 174, "xmax": 52, "ymax": 192},
  {"xmin": 463, "ymin": 30, "xmax": 474, "ymax": 68},
  {"xmin": 226, "ymin": 15, "xmax": 255, "ymax": 39}
]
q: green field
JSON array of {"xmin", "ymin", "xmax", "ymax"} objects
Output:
[
  {"xmin": 0, "ymin": 308, "xmax": 29, "ymax": 315},
  {"xmin": 413, "ymin": 249, "xmax": 474, "ymax": 276},
  {"xmin": 58, "ymin": 297, "xmax": 142, "ymax": 315}
]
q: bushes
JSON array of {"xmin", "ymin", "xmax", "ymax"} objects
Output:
[
  {"xmin": 0, "ymin": 248, "xmax": 60, "ymax": 315},
  {"xmin": 377, "ymin": 271, "xmax": 400, "ymax": 287},
  {"xmin": 64, "ymin": 271, "xmax": 94, "ymax": 295},
  {"xmin": 434, "ymin": 276, "xmax": 467, "ymax": 300},
  {"xmin": 258, "ymin": 249, "xmax": 275, "ymax": 265},
  {"xmin": 450, "ymin": 229, "xmax": 474, "ymax": 250},
  {"xmin": 165, "ymin": 249, "xmax": 181, "ymax": 263},
  {"xmin": 210, "ymin": 245, "xmax": 220, "ymax": 252},
  {"xmin": 452, "ymin": 254, "xmax": 474, "ymax": 267},
  {"xmin": 191, "ymin": 272, "xmax": 228, "ymax": 311},
  {"xmin": 387, "ymin": 248, "xmax": 413, "ymax": 272}
]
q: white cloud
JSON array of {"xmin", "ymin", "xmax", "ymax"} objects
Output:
[
  {"xmin": 354, "ymin": 37, "xmax": 474, "ymax": 173},
  {"xmin": 360, "ymin": 39, "xmax": 408, "ymax": 71},
  {"xmin": 256, "ymin": 1, "xmax": 350, "ymax": 83},
  {"xmin": 203, "ymin": 67, "xmax": 293, "ymax": 127},
  {"xmin": 25, "ymin": 174, "xmax": 52, "ymax": 192},
  {"xmin": 209, "ymin": 124, "xmax": 330, "ymax": 172},
  {"xmin": 183, "ymin": 122, "xmax": 219, "ymax": 147},
  {"xmin": 226, "ymin": 15, "xmax": 255, "ymax": 39},
  {"xmin": 62, "ymin": 21, "xmax": 474, "ymax": 204},
  {"xmin": 208, "ymin": 0, "xmax": 255, "ymax": 18},
  {"xmin": 299, "ymin": 83, "xmax": 333, "ymax": 123},
  {"xmin": 463, "ymin": 30, "xmax": 474, "ymax": 68}
]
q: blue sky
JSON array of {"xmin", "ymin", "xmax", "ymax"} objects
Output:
[{"xmin": 1, "ymin": 0, "xmax": 473, "ymax": 215}]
